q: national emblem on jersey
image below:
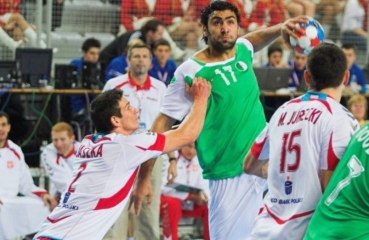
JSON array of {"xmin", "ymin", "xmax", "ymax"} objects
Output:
[
  {"xmin": 235, "ymin": 61, "xmax": 248, "ymax": 72},
  {"xmin": 7, "ymin": 160, "xmax": 14, "ymax": 169}
]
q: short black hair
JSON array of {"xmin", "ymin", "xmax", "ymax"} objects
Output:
[
  {"xmin": 0, "ymin": 112, "xmax": 10, "ymax": 124},
  {"xmin": 341, "ymin": 43, "xmax": 357, "ymax": 53},
  {"xmin": 200, "ymin": 1, "xmax": 240, "ymax": 44},
  {"xmin": 307, "ymin": 43, "xmax": 347, "ymax": 91},
  {"xmin": 153, "ymin": 39, "xmax": 171, "ymax": 50},
  {"xmin": 82, "ymin": 38, "xmax": 101, "ymax": 52},
  {"xmin": 141, "ymin": 19, "xmax": 165, "ymax": 38},
  {"xmin": 267, "ymin": 44, "xmax": 283, "ymax": 57},
  {"xmin": 91, "ymin": 89, "xmax": 123, "ymax": 133}
]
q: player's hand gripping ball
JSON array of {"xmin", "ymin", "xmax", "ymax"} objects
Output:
[{"xmin": 289, "ymin": 18, "xmax": 325, "ymax": 55}]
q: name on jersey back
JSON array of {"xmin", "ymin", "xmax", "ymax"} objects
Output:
[{"xmin": 278, "ymin": 107, "xmax": 323, "ymax": 127}]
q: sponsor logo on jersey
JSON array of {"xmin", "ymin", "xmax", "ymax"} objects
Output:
[
  {"xmin": 58, "ymin": 192, "xmax": 79, "ymax": 210},
  {"xmin": 270, "ymin": 197, "xmax": 304, "ymax": 204},
  {"xmin": 285, "ymin": 180, "xmax": 293, "ymax": 195}
]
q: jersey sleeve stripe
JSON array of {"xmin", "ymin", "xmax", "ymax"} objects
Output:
[
  {"xmin": 94, "ymin": 167, "xmax": 139, "ymax": 210},
  {"xmin": 32, "ymin": 190, "xmax": 47, "ymax": 197},
  {"xmin": 251, "ymin": 137, "xmax": 268, "ymax": 159},
  {"xmin": 8, "ymin": 147, "xmax": 21, "ymax": 160},
  {"xmin": 114, "ymin": 81, "xmax": 129, "ymax": 89},
  {"xmin": 327, "ymin": 132, "xmax": 339, "ymax": 170},
  {"xmin": 148, "ymin": 133, "xmax": 165, "ymax": 151}
]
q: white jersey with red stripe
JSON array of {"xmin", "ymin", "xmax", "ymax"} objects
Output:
[
  {"xmin": 35, "ymin": 131, "xmax": 165, "ymax": 240},
  {"xmin": 249, "ymin": 91, "xmax": 359, "ymax": 239},
  {"xmin": 103, "ymin": 73, "xmax": 166, "ymax": 129},
  {"xmin": 0, "ymin": 140, "xmax": 47, "ymax": 198},
  {"xmin": 40, "ymin": 142, "xmax": 80, "ymax": 197}
]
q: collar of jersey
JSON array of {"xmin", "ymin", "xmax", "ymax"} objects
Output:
[
  {"xmin": 302, "ymin": 91, "xmax": 330, "ymax": 101},
  {"xmin": 128, "ymin": 72, "xmax": 151, "ymax": 90}
]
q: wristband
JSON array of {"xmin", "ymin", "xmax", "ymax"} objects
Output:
[{"xmin": 169, "ymin": 157, "xmax": 177, "ymax": 162}]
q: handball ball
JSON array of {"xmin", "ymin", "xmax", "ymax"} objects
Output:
[{"xmin": 289, "ymin": 18, "xmax": 325, "ymax": 55}]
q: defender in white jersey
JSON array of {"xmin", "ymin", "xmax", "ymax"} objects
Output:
[
  {"xmin": 244, "ymin": 43, "xmax": 359, "ymax": 239},
  {"xmin": 35, "ymin": 80, "xmax": 211, "ymax": 239},
  {"xmin": 41, "ymin": 122, "xmax": 80, "ymax": 198},
  {"xmin": 133, "ymin": 2, "xmax": 308, "ymax": 239}
]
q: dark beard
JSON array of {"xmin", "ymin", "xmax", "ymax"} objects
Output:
[{"xmin": 210, "ymin": 39, "xmax": 236, "ymax": 52}]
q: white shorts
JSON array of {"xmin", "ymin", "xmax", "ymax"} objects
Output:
[
  {"xmin": 209, "ymin": 173, "xmax": 266, "ymax": 240},
  {"xmin": 248, "ymin": 207, "xmax": 311, "ymax": 240}
]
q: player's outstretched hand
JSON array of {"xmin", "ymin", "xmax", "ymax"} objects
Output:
[
  {"xmin": 281, "ymin": 16, "xmax": 308, "ymax": 46},
  {"xmin": 43, "ymin": 193, "xmax": 57, "ymax": 211},
  {"xmin": 186, "ymin": 77, "xmax": 212, "ymax": 102},
  {"xmin": 129, "ymin": 178, "xmax": 153, "ymax": 216}
]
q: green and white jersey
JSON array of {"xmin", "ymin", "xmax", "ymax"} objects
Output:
[
  {"xmin": 161, "ymin": 38, "xmax": 266, "ymax": 179},
  {"xmin": 304, "ymin": 124, "xmax": 369, "ymax": 240}
]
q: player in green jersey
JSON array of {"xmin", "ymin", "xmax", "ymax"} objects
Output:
[
  {"xmin": 304, "ymin": 124, "xmax": 369, "ymax": 240},
  {"xmin": 131, "ymin": 1, "xmax": 307, "ymax": 239}
]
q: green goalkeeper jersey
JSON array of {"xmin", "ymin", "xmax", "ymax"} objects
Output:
[
  {"xmin": 304, "ymin": 124, "xmax": 369, "ymax": 240},
  {"xmin": 161, "ymin": 38, "xmax": 266, "ymax": 179}
]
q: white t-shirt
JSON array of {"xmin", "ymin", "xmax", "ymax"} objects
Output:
[
  {"xmin": 103, "ymin": 73, "xmax": 166, "ymax": 130},
  {"xmin": 0, "ymin": 140, "xmax": 47, "ymax": 198},
  {"xmin": 161, "ymin": 153, "xmax": 209, "ymax": 200},
  {"xmin": 41, "ymin": 142, "xmax": 80, "ymax": 196},
  {"xmin": 35, "ymin": 131, "xmax": 165, "ymax": 240},
  {"xmin": 249, "ymin": 92, "xmax": 359, "ymax": 239}
]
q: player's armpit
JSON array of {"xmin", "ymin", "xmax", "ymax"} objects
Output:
[
  {"xmin": 320, "ymin": 170, "xmax": 333, "ymax": 192},
  {"xmin": 243, "ymin": 151, "xmax": 269, "ymax": 179}
]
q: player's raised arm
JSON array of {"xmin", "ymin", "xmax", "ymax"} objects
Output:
[{"xmin": 244, "ymin": 16, "xmax": 308, "ymax": 52}]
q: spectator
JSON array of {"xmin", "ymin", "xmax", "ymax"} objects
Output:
[
  {"xmin": 70, "ymin": 38, "xmax": 101, "ymax": 132},
  {"xmin": 248, "ymin": 0, "xmax": 288, "ymax": 66},
  {"xmin": 0, "ymin": 111, "xmax": 56, "ymax": 239},
  {"xmin": 99, "ymin": 19, "xmax": 165, "ymax": 68},
  {"xmin": 149, "ymin": 39, "xmax": 177, "ymax": 86},
  {"xmin": 248, "ymin": 0, "xmax": 288, "ymax": 32},
  {"xmin": 315, "ymin": 0, "xmax": 346, "ymax": 40},
  {"xmin": 347, "ymin": 94, "xmax": 369, "ymax": 127},
  {"xmin": 160, "ymin": 143, "xmax": 210, "ymax": 240},
  {"xmin": 41, "ymin": 122, "xmax": 80, "ymax": 200},
  {"xmin": 119, "ymin": 0, "xmax": 207, "ymax": 60},
  {"xmin": 341, "ymin": 0, "xmax": 368, "ymax": 52},
  {"xmin": 288, "ymin": 50, "xmax": 307, "ymax": 89},
  {"xmin": 264, "ymin": 44, "xmax": 289, "ymax": 68},
  {"xmin": 286, "ymin": 0, "xmax": 315, "ymax": 17},
  {"xmin": 342, "ymin": 43, "xmax": 367, "ymax": 94},
  {"xmin": 104, "ymin": 38, "xmax": 144, "ymax": 81},
  {"xmin": 0, "ymin": 0, "xmax": 46, "ymax": 51}
]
